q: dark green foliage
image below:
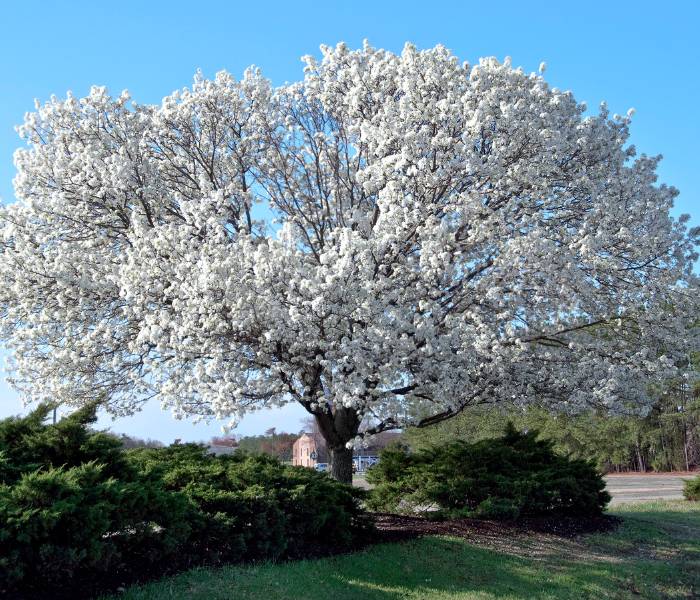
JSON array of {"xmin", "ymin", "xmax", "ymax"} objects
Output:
[
  {"xmin": 128, "ymin": 444, "xmax": 372, "ymax": 561},
  {"xmin": 367, "ymin": 423, "xmax": 610, "ymax": 519},
  {"xmin": 0, "ymin": 404, "xmax": 193, "ymax": 597},
  {"xmin": 684, "ymin": 475, "xmax": 700, "ymax": 501},
  {"xmin": 0, "ymin": 402, "xmax": 139, "ymax": 486},
  {"xmin": 0, "ymin": 405, "xmax": 372, "ymax": 598}
]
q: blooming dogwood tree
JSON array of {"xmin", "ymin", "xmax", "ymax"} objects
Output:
[{"xmin": 1, "ymin": 43, "xmax": 698, "ymax": 482}]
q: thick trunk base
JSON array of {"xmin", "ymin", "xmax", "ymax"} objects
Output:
[{"xmin": 330, "ymin": 446, "xmax": 353, "ymax": 484}]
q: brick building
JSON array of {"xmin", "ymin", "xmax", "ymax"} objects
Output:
[
  {"xmin": 292, "ymin": 430, "xmax": 401, "ymax": 470},
  {"xmin": 292, "ymin": 432, "xmax": 319, "ymax": 467}
]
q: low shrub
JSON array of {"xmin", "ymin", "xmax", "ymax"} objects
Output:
[
  {"xmin": 0, "ymin": 404, "xmax": 193, "ymax": 598},
  {"xmin": 366, "ymin": 423, "xmax": 610, "ymax": 519},
  {"xmin": 0, "ymin": 404, "xmax": 372, "ymax": 598},
  {"xmin": 684, "ymin": 475, "xmax": 700, "ymax": 501},
  {"xmin": 128, "ymin": 445, "xmax": 372, "ymax": 561},
  {"xmin": 0, "ymin": 401, "xmax": 127, "ymax": 484}
]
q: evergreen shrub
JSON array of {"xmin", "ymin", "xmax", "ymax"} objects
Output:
[
  {"xmin": 0, "ymin": 405, "xmax": 371, "ymax": 598},
  {"xmin": 366, "ymin": 423, "xmax": 610, "ymax": 519},
  {"xmin": 684, "ymin": 475, "xmax": 700, "ymax": 501}
]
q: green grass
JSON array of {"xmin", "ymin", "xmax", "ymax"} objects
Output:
[{"xmin": 105, "ymin": 501, "xmax": 699, "ymax": 600}]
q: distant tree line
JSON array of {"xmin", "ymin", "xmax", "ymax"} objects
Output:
[
  {"xmin": 203, "ymin": 377, "xmax": 699, "ymax": 472},
  {"xmin": 116, "ymin": 433, "xmax": 164, "ymax": 449},
  {"xmin": 206, "ymin": 419, "xmax": 401, "ymax": 465},
  {"xmin": 406, "ymin": 376, "xmax": 699, "ymax": 473},
  {"xmin": 110, "ymin": 366, "xmax": 700, "ymax": 473},
  {"xmin": 233, "ymin": 428, "xmax": 300, "ymax": 462}
]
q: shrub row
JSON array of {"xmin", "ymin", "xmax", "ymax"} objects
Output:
[
  {"xmin": 128, "ymin": 443, "xmax": 372, "ymax": 562},
  {"xmin": 366, "ymin": 423, "xmax": 611, "ymax": 519},
  {"xmin": 0, "ymin": 404, "xmax": 371, "ymax": 598}
]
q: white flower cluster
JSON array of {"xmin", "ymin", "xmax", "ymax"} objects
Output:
[{"xmin": 1, "ymin": 43, "xmax": 697, "ymax": 448}]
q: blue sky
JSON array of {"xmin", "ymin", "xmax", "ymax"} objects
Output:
[{"xmin": 0, "ymin": 0, "xmax": 697, "ymax": 442}]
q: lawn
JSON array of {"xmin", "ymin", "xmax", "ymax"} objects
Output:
[{"xmin": 106, "ymin": 501, "xmax": 699, "ymax": 600}]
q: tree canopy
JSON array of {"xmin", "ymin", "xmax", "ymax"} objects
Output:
[{"xmin": 1, "ymin": 42, "xmax": 697, "ymax": 481}]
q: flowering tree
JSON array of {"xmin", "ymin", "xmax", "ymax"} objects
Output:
[{"xmin": 1, "ymin": 43, "xmax": 697, "ymax": 482}]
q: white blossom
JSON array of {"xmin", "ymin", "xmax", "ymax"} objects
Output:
[{"xmin": 0, "ymin": 43, "xmax": 698, "ymax": 461}]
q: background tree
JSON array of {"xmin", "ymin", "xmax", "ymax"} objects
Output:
[
  {"xmin": 0, "ymin": 43, "xmax": 697, "ymax": 482},
  {"xmin": 117, "ymin": 434, "xmax": 165, "ymax": 449},
  {"xmin": 406, "ymin": 366, "xmax": 700, "ymax": 473},
  {"xmin": 235, "ymin": 431, "xmax": 298, "ymax": 461}
]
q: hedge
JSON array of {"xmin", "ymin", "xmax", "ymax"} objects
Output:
[
  {"xmin": 0, "ymin": 404, "xmax": 372, "ymax": 598},
  {"xmin": 366, "ymin": 423, "xmax": 611, "ymax": 519}
]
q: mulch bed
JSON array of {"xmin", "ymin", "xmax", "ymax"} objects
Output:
[{"xmin": 370, "ymin": 511, "xmax": 621, "ymax": 546}]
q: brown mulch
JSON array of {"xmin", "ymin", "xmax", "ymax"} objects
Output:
[
  {"xmin": 370, "ymin": 513, "xmax": 622, "ymax": 562},
  {"xmin": 373, "ymin": 513, "xmax": 622, "ymax": 545}
]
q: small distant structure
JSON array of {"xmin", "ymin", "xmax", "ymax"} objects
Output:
[
  {"xmin": 292, "ymin": 430, "xmax": 401, "ymax": 472},
  {"xmin": 208, "ymin": 444, "xmax": 237, "ymax": 456},
  {"xmin": 292, "ymin": 432, "xmax": 320, "ymax": 467},
  {"xmin": 207, "ymin": 436, "xmax": 238, "ymax": 456},
  {"xmin": 352, "ymin": 453, "xmax": 379, "ymax": 473}
]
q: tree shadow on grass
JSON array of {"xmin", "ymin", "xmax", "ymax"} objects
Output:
[
  {"xmin": 320, "ymin": 537, "xmax": 664, "ymax": 600},
  {"xmin": 114, "ymin": 507, "xmax": 700, "ymax": 600},
  {"xmin": 588, "ymin": 506, "xmax": 700, "ymax": 570},
  {"xmin": 147, "ymin": 534, "xmax": 693, "ymax": 600}
]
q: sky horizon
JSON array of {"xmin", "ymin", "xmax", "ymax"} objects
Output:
[{"xmin": 0, "ymin": 0, "xmax": 697, "ymax": 442}]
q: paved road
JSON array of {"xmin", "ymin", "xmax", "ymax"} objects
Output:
[
  {"xmin": 605, "ymin": 473, "xmax": 694, "ymax": 506},
  {"xmin": 354, "ymin": 473, "xmax": 697, "ymax": 505}
]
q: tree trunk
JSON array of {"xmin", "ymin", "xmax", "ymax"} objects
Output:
[
  {"xmin": 312, "ymin": 407, "xmax": 359, "ymax": 485},
  {"xmin": 635, "ymin": 440, "xmax": 645, "ymax": 472},
  {"xmin": 330, "ymin": 446, "xmax": 354, "ymax": 484}
]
